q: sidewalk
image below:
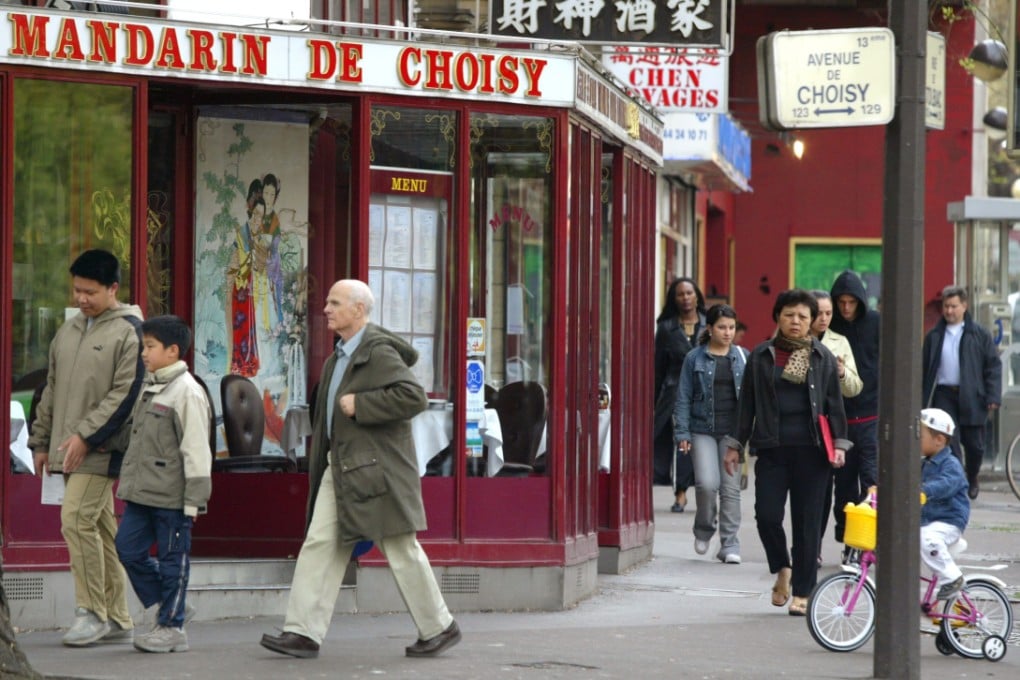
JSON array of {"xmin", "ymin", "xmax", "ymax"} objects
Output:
[{"xmin": 18, "ymin": 482, "xmax": 1020, "ymax": 680}]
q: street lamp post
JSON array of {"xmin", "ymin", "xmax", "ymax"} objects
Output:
[{"xmin": 874, "ymin": 0, "xmax": 927, "ymax": 678}]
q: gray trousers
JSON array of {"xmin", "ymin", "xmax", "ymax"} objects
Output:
[{"xmin": 690, "ymin": 433, "xmax": 742, "ymax": 557}]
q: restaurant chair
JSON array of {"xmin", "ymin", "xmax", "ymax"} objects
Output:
[
  {"xmin": 192, "ymin": 373, "xmax": 219, "ymax": 458},
  {"xmin": 495, "ymin": 381, "xmax": 546, "ymax": 477},
  {"xmin": 214, "ymin": 374, "xmax": 294, "ymax": 472}
]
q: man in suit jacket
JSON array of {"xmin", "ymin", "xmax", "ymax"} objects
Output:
[
  {"xmin": 260, "ymin": 279, "xmax": 460, "ymax": 659},
  {"xmin": 922, "ymin": 285, "xmax": 1001, "ymax": 500}
]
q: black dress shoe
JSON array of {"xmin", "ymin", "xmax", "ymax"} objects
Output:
[
  {"xmin": 260, "ymin": 631, "xmax": 320, "ymax": 658},
  {"xmin": 968, "ymin": 477, "xmax": 979, "ymax": 500},
  {"xmin": 405, "ymin": 621, "xmax": 461, "ymax": 658}
]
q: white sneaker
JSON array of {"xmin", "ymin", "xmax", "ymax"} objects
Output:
[
  {"xmin": 62, "ymin": 608, "xmax": 111, "ymax": 647},
  {"xmin": 142, "ymin": 601, "xmax": 196, "ymax": 628},
  {"xmin": 694, "ymin": 538, "xmax": 709, "ymax": 555},
  {"xmin": 134, "ymin": 625, "xmax": 189, "ymax": 653},
  {"xmin": 101, "ymin": 619, "xmax": 134, "ymax": 643},
  {"xmin": 723, "ymin": 554, "xmax": 742, "ymax": 564}
]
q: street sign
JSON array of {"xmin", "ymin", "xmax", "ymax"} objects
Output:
[
  {"xmin": 926, "ymin": 32, "xmax": 946, "ymax": 130},
  {"xmin": 758, "ymin": 27, "xmax": 896, "ymax": 130}
]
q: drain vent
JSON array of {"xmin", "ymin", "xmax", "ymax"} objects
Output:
[
  {"xmin": 2, "ymin": 576, "xmax": 44, "ymax": 601},
  {"xmin": 440, "ymin": 573, "xmax": 480, "ymax": 594}
]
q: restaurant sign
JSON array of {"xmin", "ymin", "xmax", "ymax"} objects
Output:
[
  {"xmin": 602, "ymin": 46, "xmax": 727, "ymax": 113},
  {"xmin": 491, "ymin": 0, "xmax": 731, "ymax": 50},
  {"xmin": 0, "ymin": 9, "xmax": 576, "ymax": 106}
]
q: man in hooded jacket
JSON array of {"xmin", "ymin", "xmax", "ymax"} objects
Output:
[
  {"xmin": 260, "ymin": 279, "xmax": 460, "ymax": 660},
  {"xmin": 828, "ymin": 271, "xmax": 880, "ymax": 558}
]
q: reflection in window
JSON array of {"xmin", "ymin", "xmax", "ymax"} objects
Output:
[
  {"xmin": 11, "ymin": 78, "xmax": 133, "ymax": 390},
  {"xmin": 9, "ymin": 79, "xmax": 133, "ymax": 472},
  {"xmin": 600, "ymin": 153, "xmax": 614, "ymax": 392},
  {"xmin": 470, "ymin": 113, "xmax": 554, "ymax": 477}
]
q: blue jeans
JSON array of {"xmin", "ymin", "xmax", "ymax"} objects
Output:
[
  {"xmin": 115, "ymin": 502, "xmax": 192, "ymax": 628},
  {"xmin": 690, "ymin": 433, "xmax": 741, "ymax": 557}
]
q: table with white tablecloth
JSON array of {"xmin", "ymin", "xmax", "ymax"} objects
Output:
[
  {"xmin": 10, "ymin": 400, "xmax": 34, "ymax": 473},
  {"xmin": 410, "ymin": 407, "xmax": 503, "ymax": 477}
]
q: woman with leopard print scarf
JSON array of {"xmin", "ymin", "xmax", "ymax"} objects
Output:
[{"xmin": 722, "ymin": 289, "xmax": 852, "ymax": 617}]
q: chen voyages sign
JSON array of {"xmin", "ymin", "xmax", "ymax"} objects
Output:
[{"xmin": 758, "ymin": 27, "xmax": 895, "ymax": 130}]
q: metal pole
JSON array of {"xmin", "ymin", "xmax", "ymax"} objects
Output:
[{"xmin": 874, "ymin": 0, "xmax": 927, "ymax": 677}]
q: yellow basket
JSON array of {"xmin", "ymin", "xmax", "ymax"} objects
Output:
[{"xmin": 843, "ymin": 501, "xmax": 877, "ymax": 551}]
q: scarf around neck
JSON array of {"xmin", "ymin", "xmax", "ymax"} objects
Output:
[{"xmin": 773, "ymin": 333, "xmax": 812, "ymax": 384}]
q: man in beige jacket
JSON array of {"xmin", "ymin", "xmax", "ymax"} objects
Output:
[{"xmin": 29, "ymin": 249, "xmax": 144, "ymax": 647}]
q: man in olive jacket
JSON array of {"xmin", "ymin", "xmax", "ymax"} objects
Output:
[
  {"xmin": 29, "ymin": 249, "xmax": 143, "ymax": 647},
  {"xmin": 261, "ymin": 279, "xmax": 460, "ymax": 660}
]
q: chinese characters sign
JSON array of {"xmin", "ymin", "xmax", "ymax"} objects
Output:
[
  {"xmin": 602, "ymin": 46, "xmax": 727, "ymax": 112},
  {"xmin": 492, "ymin": 0, "xmax": 728, "ymax": 47}
]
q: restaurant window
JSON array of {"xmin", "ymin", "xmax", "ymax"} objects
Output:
[
  {"xmin": 146, "ymin": 110, "xmax": 176, "ymax": 318},
  {"xmin": 9, "ymin": 79, "xmax": 134, "ymax": 471},
  {"xmin": 599, "ymin": 153, "xmax": 614, "ymax": 393},
  {"xmin": 369, "ymin": 104, "xmax": 455, "ymax": 476},
  {"xmin": 469, "ymin": 112, "xmax": 554, "ymax": 478}
]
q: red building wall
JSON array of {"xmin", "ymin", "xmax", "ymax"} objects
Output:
[{"xmin": 729, "ymin": 8, "xmax": 974, "ymax": 340}]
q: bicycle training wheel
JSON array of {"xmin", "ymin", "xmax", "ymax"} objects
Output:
[
  {"xmin": 807, "ymin": 572, "xmax": 876, "ymax": 652},
  {"xmin": 1008, "ymin": 433, "xmax": 1020, "ymax": 502},
  {"xmin": 940, "ymin": 579, "xmax": 1014, "ymax": 660}
]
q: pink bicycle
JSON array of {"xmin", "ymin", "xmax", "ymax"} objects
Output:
[{"xmin": 807, "ymin": 492, "xmax": 1013, "ymax": 660}]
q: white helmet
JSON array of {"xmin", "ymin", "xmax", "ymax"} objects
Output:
[{"xmin": 920, "ymin": 408, "xmax": 956, "ymax": 438}]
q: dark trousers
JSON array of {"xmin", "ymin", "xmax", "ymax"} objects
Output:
[
  {"xmin": 754, "ymin": 445, "xmax": 831, "ymax": 597},
  {"xmin": 932, "ymin": 386, "xmax": 987, "ymax": 481},
  {"xmin": 825, "ymin": 418, "xmax": 878, "ymax": 543},
  {"xmin": 115, "ymin": 502, "xmax": 192, "ymax": 628}
]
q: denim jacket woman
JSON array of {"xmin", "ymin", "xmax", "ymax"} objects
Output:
[{"xmin": 672, "ymin": 344, "xmax": 748, "ymax": 443}]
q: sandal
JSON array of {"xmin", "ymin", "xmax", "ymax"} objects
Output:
[
  {"xmin": 771, "ymin": 567, "xmax": 791, "ymax": 607},
  {"xmin": 788, "ymin": 596, "xmax": 808, "ymax": 616}
]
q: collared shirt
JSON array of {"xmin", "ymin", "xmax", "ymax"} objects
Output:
[
  {"xmin": 936, "ymin": 322, "xmax": 964, "ymax": 387},
  {"xmin": 325, "ymin": 326, "xmax": 366, "ymax": 429}
]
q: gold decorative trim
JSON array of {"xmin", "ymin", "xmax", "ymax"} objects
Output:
[
  {"xmin": 369, "ymin": 108, "xmax": 402, "ymax": 163},
  {"xmin": 424, "ymin": 112, "xmax": 457, "ymax": 169},
  {"xmin": 522, "ymin": 118, "xmax": 554, "ymax": 173},
  {"xmin": 469, "ymin": 113, "xmax": 501, "ymax": 169}
]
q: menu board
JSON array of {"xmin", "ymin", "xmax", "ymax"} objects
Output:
[{"xmin": 367, "ymin": 182, "xmax": 447, "ymax": 394}]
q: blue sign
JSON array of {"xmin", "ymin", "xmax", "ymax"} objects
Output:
[{"xmin": 466, "ymin": 361, "xmax": 484, "ymax": 393}]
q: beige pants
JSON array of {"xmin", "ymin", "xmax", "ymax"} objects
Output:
[
  {"xmin": 61, "ymin": 473, "xmax": 132, "ymax": 629},
  {"xmin": 284, "ymin": 464, "xmax": 452, "ymax": 644}
]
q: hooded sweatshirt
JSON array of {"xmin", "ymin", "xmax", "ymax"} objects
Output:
[{"xmin": 828, "ymin": 271, "xmax": 880, "ymax": 419}]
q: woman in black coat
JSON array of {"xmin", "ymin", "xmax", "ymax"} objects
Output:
[
  {"xmin": 653, "ymin": 277, "xmax": 706, "ymax": 512},
  {"xmin": 723, "ymin": 289, "xmax": 851, "ymax": 616}
]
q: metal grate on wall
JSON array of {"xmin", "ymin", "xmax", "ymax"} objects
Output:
[
  {"xmin": 2, "ymin": 576, "xmax": 45, "ymax": 601},
  {"xmin": 440, "ymin": 573, "xmax": 480, "ymax": 594}
]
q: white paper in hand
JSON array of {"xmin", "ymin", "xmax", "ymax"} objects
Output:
[{"xmin": 41, "ymin": 473, "xmax": 65, "ymax": 505}]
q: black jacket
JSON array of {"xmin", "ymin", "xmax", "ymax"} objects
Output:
[
  {"xmin": 654, "ymin": 313, "xmax": 706, "ymax": 436},
  {"xmin": 921, "ymin": 312, "xmax": 1001, "ymax": 426},
  {"xmin": 828, "ymin": 270, "xmax": 880, "ymax": 419},
  {"xmin": 723, "ymin": 338, "xmax": 852, "ymax": 454}
]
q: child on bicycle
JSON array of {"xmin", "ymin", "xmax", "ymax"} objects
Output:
[{"xmin": 919, "ymin": 408, "xmax": 970, "ymax": 600}]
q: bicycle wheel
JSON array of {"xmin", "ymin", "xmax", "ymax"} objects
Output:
[
  {"xmin": 940, "ymin": 579, "xmax": 1014, "ymax": 659},
  {"xmin": 808, "ymin": 572, "xmax": 876, "ymax": 652},
  {"xmin": 1008, "ymin": 432, "xmax": 1020, "ymax": 502}
]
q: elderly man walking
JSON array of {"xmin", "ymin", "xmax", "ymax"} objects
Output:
[
  {"xmin": 922, "ymin": 285, "xmax": 1001, "ymax": 500},
  {"xmin": 260, "ymin": 279, "xmax": 460, "ymax": 659}
]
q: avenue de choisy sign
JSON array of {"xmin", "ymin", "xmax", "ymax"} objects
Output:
[{"xmin": 758, "ymin": 27, "xmax": 896, "ymax": 130}]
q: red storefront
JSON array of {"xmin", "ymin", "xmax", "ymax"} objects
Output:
[{"xmin": 0, "ymin": 4, "xmax": 659, "ymax": 623}]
